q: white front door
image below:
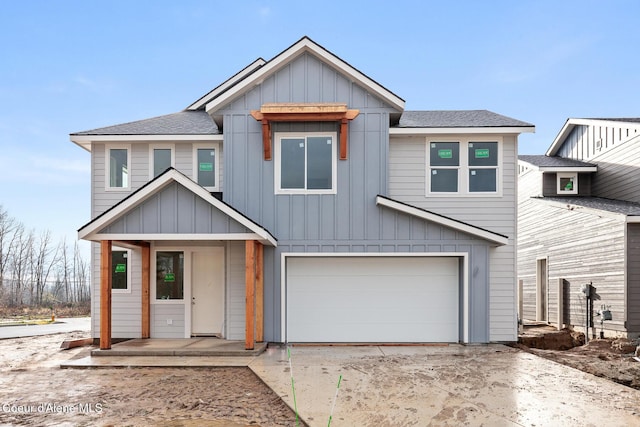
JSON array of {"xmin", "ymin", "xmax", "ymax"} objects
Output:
[{"xmin": 191, "ymin": 248, "xmax": 224, "ymax": 336}]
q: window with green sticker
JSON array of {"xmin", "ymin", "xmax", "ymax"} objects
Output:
[
  {"xmin": 156, "ymin": 251, "xmax": 184, "ymax": 300},
  {"xmin": 112, "ymin": 250, "xmax": 128, "ymax": 291},
  {"xmin": 193, "ymin": 144, "xmax": 220, "ymax": 191}
]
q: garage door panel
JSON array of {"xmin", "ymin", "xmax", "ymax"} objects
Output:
[{"xmin": 287, "ymin": 257, "xmax": 459, "ymax": 342}]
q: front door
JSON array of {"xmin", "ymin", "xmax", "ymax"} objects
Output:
[{"xmin": 191, "ymin": 248, "xmax": 224, "ymax": 336}]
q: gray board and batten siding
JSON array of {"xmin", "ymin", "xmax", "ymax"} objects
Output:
[{"xmin": 215, "ymin": 51, "xmax": 496, "ymax": 343}]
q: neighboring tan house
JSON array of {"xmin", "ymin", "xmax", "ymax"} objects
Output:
[
  {"xmin": 71, "ymin": 37, "xmax": 534, "ymax": 350},
  {"xmin": 518, "ymin": 118, "xmax": 640, "ymax": 338}
]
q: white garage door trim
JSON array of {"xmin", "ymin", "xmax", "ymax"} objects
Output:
[{"xmin": 280, "ymin": 252, "xmax": 469, "ymax": 343}]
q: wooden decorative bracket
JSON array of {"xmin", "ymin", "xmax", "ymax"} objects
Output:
[{"xmin": 250, "ymin": 103, "xmax": 359, "ymax": 160}]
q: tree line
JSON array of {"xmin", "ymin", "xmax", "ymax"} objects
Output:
[{"xmin": 0, "ymin": 206, "xmax": 90, "ymax": 307}]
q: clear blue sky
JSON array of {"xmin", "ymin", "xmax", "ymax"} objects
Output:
[{"xmin": 1, "ymin": 0, "xmax": 638, "ymax": 248}]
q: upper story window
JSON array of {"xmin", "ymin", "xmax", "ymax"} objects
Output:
[
  {"xmin": 427, "ymin": 139, "xmax": 501, "ymax": 196},
  {"xmin": 193, "ymin": 143, "xmax": 220, "ymax": 191},
  {"xmin": 557, "ymin": 172, "xmax": 578, "ymax": 194},
  {"xmin": 106, "ymin": 145, "xmax": 130, "ymax": 190},
  {"xmin": 274, "ymin": 132, "xmax": 337, "ymax": 194},
  {"xmin": 150, "ymin": 145, "xmax": 174, "ymax": 179},
  {"xmin": 112, "ymin": 249, "xmax": 130, "ymax": 293}
]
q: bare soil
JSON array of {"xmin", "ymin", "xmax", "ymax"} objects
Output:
[
  {"xmin": 514, "ymin": 326, "xmax": 640, "ymax": 390},
  {"xmin": 0, "ymin": 332, "xmax": 302, "ymax": 426}
]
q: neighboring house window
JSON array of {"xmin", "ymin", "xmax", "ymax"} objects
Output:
[
  {"xmin": 112, "ymin": 249, "xmax": 130, "ymax": 293},
  {"xmin": 427, "ymin": 139, "xmax": 501, "ymax": 195},
  {"xmin": 193, "ymin": 143, "xmax": 220, "ymax": 191},
  {"xmin": 274, "ymin": 132, "xmax": 337, "ymax": 194},
  {"xmin": 150, "ymin": 145, "xmax": 174, "ymax": 179},
  {"xmin": 156, "ymin": 251, "xmax": 184, "ymax": 300},
  {"xmin": 557, "ymin": 172, "xmax": 578, "ymax": 194},
  {"xmin": 106, "ymin": 145, "xmax": 130, "ymax": 190}
]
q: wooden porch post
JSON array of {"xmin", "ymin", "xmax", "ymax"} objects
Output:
[
  {"xmin": 141, "ymin": 243, "xmax": 151, "ymax": 339},
  {"xmin": 255, "ymin": 242, "xmax": 264, "ymax": 343},
  {"xmin": 245, "ymin": 240, "xmax": 256, "ymax": 350},
  {"xmin": 100, "ymin": 240, "xmax": 113, "ymax": 350}
]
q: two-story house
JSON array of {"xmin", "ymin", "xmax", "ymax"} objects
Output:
[
  {"xmin": 518, "ymin": 118, "xmax": 640, "ymax": 338},
  {"xmin": 71, "ymin": 37, "xmax": 534, "ymax": 350}
]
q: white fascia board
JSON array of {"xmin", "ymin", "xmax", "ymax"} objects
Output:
[
  {"xmin": 206, "ymin": 38, "xmax": 405, "ymax": 113},
  {"xmin": 626, "ymin": 216, "xmax": 640, "ymax": 223},
  {"xmin": 70, "ymin": 134, "xmax": 223, "ymax": 149},
  {"xmin": 85, "ymin": 232, "xmax": 266, "ymax": 243},
  {"xmin": 78, "ymin": 169, "xmax": 277, "ymax": 246},
  {"xmin": 547, "ymin": 118, "xmax": 640, "ymax": 156},
  {"xmin": 376, "ymin": 196, "xmax": 508, "ymax": 246},
  {"xmin": 538, "ymin": 166, "xmax": 598, "ymax": 172},
  {"xmin": 390, "ymin": 126, "xmax": 535, "ymax": 135},
  {"xmin": 187, "ymin": 58, "xmax": 267, "ymax": 111}
]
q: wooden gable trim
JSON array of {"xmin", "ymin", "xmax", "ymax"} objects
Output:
[{"xmin": 250, "ymin": 103, "xmax": 359, "ymax": 160}]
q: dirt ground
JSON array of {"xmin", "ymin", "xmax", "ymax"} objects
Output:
[
  {"xmin": 0, "ymin": 332, "xmax": 303, "ymax": 427},
  {"xmin": 515, "ymin": 326, "xmax": 640, "ymax": 390}
]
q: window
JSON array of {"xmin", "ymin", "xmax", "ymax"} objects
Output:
[
  {"xmin": 106, "ymin": 145, "xmax": 130, "ymax": 190},
  {"xmin": 111, "ymin": 249, "xmax": 130, "ymax": 292},
  {"xmin": 193, "ymin": 143, "xmax": 220, "ymax": 191},
  {"xmin": 275, "ymin": 132, "xmax": 337, "ymax": 194},
  {"xmin": 557, "ymin": 172, "xmax": 578, "ymax": 194},
  {"xmin": 150, "ymin": 145, "xmax": 174, "ymax": 179},
  {"xmin": 427, "ymin": 139, "xmax": 500, "ymax": 195},
  {"xmin": 156, "ymin": 251, "xmax": 184, "ymax": 300}
]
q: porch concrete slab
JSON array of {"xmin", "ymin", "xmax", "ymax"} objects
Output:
[
  {"xmin": 249, "ymin": 344, "xmax": 640, "ymax": 426},
  {"xmin": 61, "ymin": 355, "xmax": 257, "ymax": 368},
  {"xmin": 90, "ymin": 338, "xmax": 267, "ymax": 357}
]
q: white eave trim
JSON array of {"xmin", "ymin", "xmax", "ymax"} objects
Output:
[
  {"xmin": 375, "ymin": 196, "xmax": 508, "ymax": 246},
  {"xmin": 205, "ymin": 38, "xmax": 405, "ymax": 113},
  {"xmin": 517, "ymin": 160, "xmax": 597, "ymax": 173},
  {"xmin": 85, "ymin": 233, "xmax": 265, "ymax": 242},
  {"xmin": 390, "ymin": 126, "xmax": 535, "ymax": 135},
  {"xmin": 626, "ymin": 216, "xmax": 640, "ymax": 223},
  {"xmin": 71, "ymin": 134, "xmax": 223, "ymax": 150},
  {"xmin": 78, "ymin": 169, "xmax": 276, "ymax": 246},
  {"xmin": 547, "ymin": 118, "xmax": 640, "ymax": 156}
]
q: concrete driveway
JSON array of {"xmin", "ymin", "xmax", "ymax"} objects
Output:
[
  {"xmin": 0, "ymin": 317, "xmax": 91, "ymax": 339},
  {"xmin": 249, "ymin": 344, "xmax": 640, "ymax": 426}
]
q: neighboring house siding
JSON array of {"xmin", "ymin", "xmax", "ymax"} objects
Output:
[
  {"xmin": 627, "ymin": 224, "xmax": 640, "ymax": 337},
  {"xmin": 388, "ymin": 134, "xmax": 519, "ymax": 341},
  {"xmin": 589, "ymin": 134, "xmax": 640, "ymax": 204},
  {"xmin": 226, "ymin": 241, "xmax": 246, "ymax": 340},
  {"xmin": 518, "ymin": 198, "xmax": 626, "ymax": 333},
  {"xmin": 557, "ymin": 124, "xmax": 640, "ymax": 161}
]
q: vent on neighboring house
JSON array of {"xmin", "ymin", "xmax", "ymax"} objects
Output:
[{"xmin": 595, "ymin": 139, "xmax": 602, "ymax": 150}]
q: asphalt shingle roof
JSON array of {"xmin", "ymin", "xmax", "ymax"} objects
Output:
[
  {"xmin": 518, "ymin": 155, "xmax": 597, "ymax": 168},
  {"xmin": 395, "ymin": 110, "xmax": 533, "ymax": 128},
  {"xmin": 71, "ymin": 111, "xmax": 219, "ymax": 136},
  {"xmin": 535, "ymin": 196, "xmax": 640, "ymax": 216}
]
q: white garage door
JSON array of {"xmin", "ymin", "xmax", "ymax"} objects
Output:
[{"xmin": 286, "ymin": 256, "xmax": 459, "ymax": 342}]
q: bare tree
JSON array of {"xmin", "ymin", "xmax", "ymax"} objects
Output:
[
  {"xmin": 0, "ymin": 205, "xmax": 18, "ymax": 290},
  {"xmin": 9, "ymin": 225, "xmax": 33, "ymax": 306},
  {"xmin": 29, "ymin": 230, "xmax": 59, "ymax": 306}
]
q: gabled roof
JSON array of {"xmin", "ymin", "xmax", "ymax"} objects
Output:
[
  {"xmin": 375, "ymin": 195, "xmax": 508, "ymax": 246},
  {"xmin": 390, "ymin": 110, "xmax": 534, "ymax": 135},
  {"xmin": 533, "ymin": 196, "xmax": 640, "ymax": 222},
  {"xmin": 186, "ymin": 58, "xmax": 267, "ymax": 111},
  {"xmin": 78, "ymin": 168, "xmax": 277, "ymax": 246},
  {"xmin": 518, "ymin": 155, "xmax": 597, "ymax": 172},
  {"xmin": 204, "ymin": 36, "xmax": 406, "ymax": 114},
  {"xmin": 547, "ymin": 118, "xmax": 640, "ymax": 156},
  {"xmin": 70, "ymin": 111, "xmax": 221, "ymax": 150}
]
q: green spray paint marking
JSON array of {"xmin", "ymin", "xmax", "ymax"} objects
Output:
[
  {"xmin": 288, "ymin": 347, "xmax": 300, "ymax": 426},
  {"xmin": 327, "ymin": 374, "xmax": 342, "ymax": 427}
]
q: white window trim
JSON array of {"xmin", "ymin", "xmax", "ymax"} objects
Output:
[
  {"xmin": 105, "ymin": 144, "xmax": 131, "ymax": 191},
  {"xmin": 192, "ymin": 142, "xmax": 220, "ymax": 192},
  {"xmin": 557, "ymin": 172, "xmax": 578, "ymax": 195},
  {"xmin": 425, "ymin": 137, "xmax": 503, "ymax": 197},
  {"xmin": 149, "ymin": 144, "xmax": 175, "ymax": 180},
  {"xmin": 274, "ymin": 132, "xmax": 338, "ymax": 195},
  {"xmin": 111, "ymin": 247, "xmax": 131, "ymax": 294}
]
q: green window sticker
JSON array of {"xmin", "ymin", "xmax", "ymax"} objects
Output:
[
  {"xmin": 199, "ymin": 162, "xmax": 213, "ymax": 172},
  {"xmin": 115, "ymin": 264, "xmax": 126, "ymax": 273},
  {"xmin": 164, "ymin": 273, "xmax": 176, "ymax": 282},
  {"xmin": 438, "ymin": 149, "xmax": 452, "ymax": 159},
  {"xmin": 475, "ymin": 148, "xmax": 490, "ymax": 158}
]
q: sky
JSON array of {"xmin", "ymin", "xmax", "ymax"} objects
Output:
[{"xmin": 1, "ymin": 0, "xmax": 639, "ymax": 252}]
